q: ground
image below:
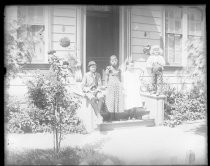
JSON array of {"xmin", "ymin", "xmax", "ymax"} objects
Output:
[{"xmin": 5, "ymin": 119, "xmax": 207, "ymax": 165}]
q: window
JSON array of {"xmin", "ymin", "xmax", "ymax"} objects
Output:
[
  {"xmin": 188, "ymin": 7, "xmax": 203, "ymax": 39},
  {"xmin": 165, "ymin": 7, "xmax": 182, "ymax": 65},
  {"xmin": 18, "ymin": 6, "xmax": 48, "ymax": 63}
]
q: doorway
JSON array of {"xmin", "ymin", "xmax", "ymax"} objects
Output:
[{"xmin": 86, "ymin": 7, "xmax": 119, "ymax": 82}]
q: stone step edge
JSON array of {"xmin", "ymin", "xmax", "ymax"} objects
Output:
[{"xmin": 99, "ymin": 119, "xmax": 155, "ymax": 131}]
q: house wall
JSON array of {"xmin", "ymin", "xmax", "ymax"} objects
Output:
[
  {"xmin": 6, "ymin": 6, "xmax": 81, "ymax": 101},
  {"xmin": 51, "ymin": 5, "xmax": 77, "ymax": 60},
  {"xmin": 130, "ymin": 6, "xmax": 195, "ymax": 91},
  {"xmin": 7, "ymin": 5, "xmax": 204, "ymax": 101}
]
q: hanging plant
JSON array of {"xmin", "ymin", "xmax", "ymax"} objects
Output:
[
  {"xmin": 143, "ymin": 45, "xmax": 151, "ymax": 55},
  {"xmin": 59, "ymin": 37, "xmax": 70, "ymax": 48}
]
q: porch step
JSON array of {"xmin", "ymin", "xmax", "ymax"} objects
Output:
[{"xmin": 99, "ymin": 119, "xmax": 155, "ymax": 131}]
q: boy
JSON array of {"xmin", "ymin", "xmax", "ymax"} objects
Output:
[
  {"xmin": 146, "ymin": 45, "xmax": 165, "ymax": 95},
  {"xmin": 81, "ymin": 61, "xmax": 105, "ymax": 121}
]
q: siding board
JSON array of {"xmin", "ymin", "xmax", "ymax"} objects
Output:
[
  {"xmin": 53, "ymin": 17, "xmax": 76, "ymax": 25},
  {"xmin": 131, "ymin": 23, "xmax": 161, "ymax": 32},
  {"xmin": 132, "ymin": 53, "xmax": 148, "ymax": 62},
  {"xmin": 131, "ymin": 45, "xmax": 144, "ymax": 54},
  {"xmin": 131, "ymin": 8, "xmax": 161, "ymax": 18},
  {"xmin": 131, "ymin": 31, "xmax": 161, "ymax": 39},
  {"xmin": 52, "ymin": 41, "xmax": 76, "ymax": 51},
  {"xmin": 53, "ymin": 25, "xmax": 76, "ymax": 33},
  {"xmin": 131, "ymin": 15, "xmax": 161, "ymax": 25},
  {"xmin": 52, "ymin": 34, "xmax": 76, "ymax": 42},
  {"xmin": 54, "ymin": 6, "xmax": 77, "ymax": 10},
  {"xmin": 55, "ymin": 50, "xmax": 76, "ymax": 59},
  {"xmin": 131, "ymin": 38, "xmax": 160, "ymax": 46},
  {"xmin": 53, "ymin": 8, "xmax": 76, "ymax": 17},
  {"xmin": 134, "ymin": 6, "xmax": 162, "ymax": 11}
]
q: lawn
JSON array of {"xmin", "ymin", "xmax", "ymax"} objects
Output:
[{"xmin": 6, "ymin": 144, "xmax": 123, "ymax": 165}]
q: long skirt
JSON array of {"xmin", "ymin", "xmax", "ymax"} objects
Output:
[
  {"xmin": 105, "ymin": 83, "xmax": 124, "ymax": 113},
  {"xmin": 76, "ymin": 97, "xmax": 102, "ymax": 133}
]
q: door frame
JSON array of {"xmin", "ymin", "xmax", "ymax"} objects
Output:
[{"xmin": 80, "ymin": 6, "xmax": 131, "ymax": 74}]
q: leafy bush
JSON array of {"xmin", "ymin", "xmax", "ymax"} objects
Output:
[
  {"xmin": 6, "ymin": 146, "xmax": 123, "ymax": 165},
  {"xmin": 163, "ymin": 84, "xmax": 207, "ymax": 127},
  {"xmin": 6, "ymin": 52, "xmax": 85, "ymax": 135}
]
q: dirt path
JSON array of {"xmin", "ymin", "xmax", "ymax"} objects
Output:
[{"xmin": 5, "ymin": 119, "xmax": 207, "ymax": 165}]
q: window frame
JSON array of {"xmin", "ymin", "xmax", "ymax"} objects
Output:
[
  {"xmin": 187, "ymin": 7, "xmax": 204, "ymax": 38},
  {"xmin": 163, "ymin": 6, "xmax": 183, "ymax": 67},
  {"xmin": 17, "ymin": 6, "xmax": 51, "ymax": 65},
  {"xmin": 163, "ymin": 6, "xmax": 205, "ymax": 68}
]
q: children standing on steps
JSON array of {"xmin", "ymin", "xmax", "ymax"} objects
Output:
[{"xmin": 146, "ymin": 45, "xmax": 165, "ymax": 95}]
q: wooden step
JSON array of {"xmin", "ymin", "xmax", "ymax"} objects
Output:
[
  {"xmin": 100, "ymin": 107, "xmax": 150, "ymax": 122},
  {"xmin": 99, "ymin": 119, "xmax": 155, "ymax": 131}
]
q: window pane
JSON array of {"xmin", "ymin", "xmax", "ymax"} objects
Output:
[
  {"xmin": 168, "ymin": 18, "xmax": 175, "ymax": 33},
  {"xmin": 174, "ymin": 7, "xmax": 182, "ymax": 18},
  {"xmin": 165, "ymin": 7, "xmax": 183, "ymax": 65},
  {"xmin": 175, "ymin": 35, "xmax": 182, "ymax": 63},
  {"xmin": 167, "ymin": 34, "xmax": 175, "ymax": 64},
  {"xmin": 196, "ymin": 22, "xmax": 201, "ymax": 35},
  {"xmin": 165, "ymin": 18, "xmax": 169, "ymax": 33},
  {"xmin": 18, "ymin": 6, "xmax": 45, "ymax": 63},
  {"xmin": 169, "ymin": 10, "xmax": 174, "ymax": 18},
  {"xmin": 188, "ymin": 7, "xmax": 203, "ymax": 37},
  {"xmin": 28, "ymin": 6, "xmax": 44, "ymax": 25},
  {"xmin": 189, "ymin": 22, "xmax": 195, "ymax": 35},
  {"xmin": 18, "ymin": 6, "xmax": 27, "ymax": 22},
  {"xmin": 175, "ymin": 19, "xmax": 181, "ymax": 34},
  {"xmin": 33, "ymin": 25, "xmax": 45, "ymax": 61}
]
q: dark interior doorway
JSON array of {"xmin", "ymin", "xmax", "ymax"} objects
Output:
[{"xmin": 86, "ymin": 7, "xmax": 119, "ymax": 83}]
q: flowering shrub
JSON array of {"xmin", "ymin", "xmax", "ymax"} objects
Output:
[
  {"xmin": 163, "ymin": 84, "xmax": 206, "ymax": 127},
  {"xmin": 26, "ymin": 52, "xmax": 86, "ymax": 152},
  {"xmin": 27, "ymin": 68, "xmax": 84, "ymax": 134},
  {"xmin": 6, "ymin": 51, "xmax": 85, "ymax": 136}
]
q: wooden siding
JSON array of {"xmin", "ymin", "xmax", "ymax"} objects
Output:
[
  {"xmin": 130, "ymin": 6, "xmax": 162, "ymax": 62},
  {"xmin": 51, "ymin": 6, "xmax": 77, "ymax": 60}
]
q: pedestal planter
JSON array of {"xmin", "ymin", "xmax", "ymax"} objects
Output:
[{"xmin": 140, "ymin": 92, "xmax": 166, "ymax": 125}]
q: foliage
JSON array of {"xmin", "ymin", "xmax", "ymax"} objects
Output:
[
  {"xmin": 59, "ymin": 37, "xmax": 71, "ymax": 47},
  {"xmin": 163, "ymin": 84, "xmax": 206, "ymax": 127},
  {"xmin": 6, "ymin": 146, "xmax": 123, "ymax": 165},
  {"xmin": 26, "ymin": 51, "xmax": 85, "ymax": 152},
  {"xmin": 163, "ymin": 37, "xmax": 206, "ymax": 127},
  {"xmin": 5, "ymin": 18, "xmax": 34, "ymax": 81},
  {"xmin": 185, "ymin": 37, "xmax": 206, "ymax": 91}
]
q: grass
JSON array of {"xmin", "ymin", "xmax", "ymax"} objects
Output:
[{"xmin": 6, "ymin": 145, "xmax": 123, "ymax": 165}]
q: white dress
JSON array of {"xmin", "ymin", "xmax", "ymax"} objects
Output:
[
  {"xmin": 72, "ymin": 83, "xmax": 102, "ymax": 133},
  {"xmin": 76, "ymin": 97, "xmax": 102, "ymax": 133},
  {"xmin": 123, "ymin": 70, "xmax": 142, "ymax": 110}
]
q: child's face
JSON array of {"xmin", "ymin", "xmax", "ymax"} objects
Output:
[
  {"xmin": 152, "ymin": 48, "xmax": 161, "ymax": 56},
  {"xmin": 89, "ymin": 65, "xmax": 96, "ymax": 73},
  {"xmin": 110, "ymin": 58, "xmax": 118, "ymax": 66}
]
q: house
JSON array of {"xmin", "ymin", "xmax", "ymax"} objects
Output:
[{"xmin": 5, "ymin": 5, "xmax": 206, "ymax": 101}]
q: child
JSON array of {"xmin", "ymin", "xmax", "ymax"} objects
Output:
[
  {"xmin": 146, "ymin": 45, "xmax": 165, "ymax": 95},
  {"xmin": 105, "ymin": 55, "xmax": 123, "ymax": 120},
  {"xmin": 81, "ymin": 61, "xmax": 105, "ymax": 122},
  {"xmin": 123, "ymin": 60, "xmax": 143, "ymax": 110}
]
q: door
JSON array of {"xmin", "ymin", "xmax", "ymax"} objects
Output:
[{"xmin": 86, "ymin": 7, "xmax": 119, "ymax": 83}]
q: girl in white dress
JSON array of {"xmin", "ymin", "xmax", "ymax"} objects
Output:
[{"xmin": 123, "ymin": 61, "xmax": 143, "ymax": 110}]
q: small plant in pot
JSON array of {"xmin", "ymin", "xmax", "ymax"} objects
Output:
[{"xmin": 59, "ymin": 37, "xmax": 70, "ymax": 48}]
